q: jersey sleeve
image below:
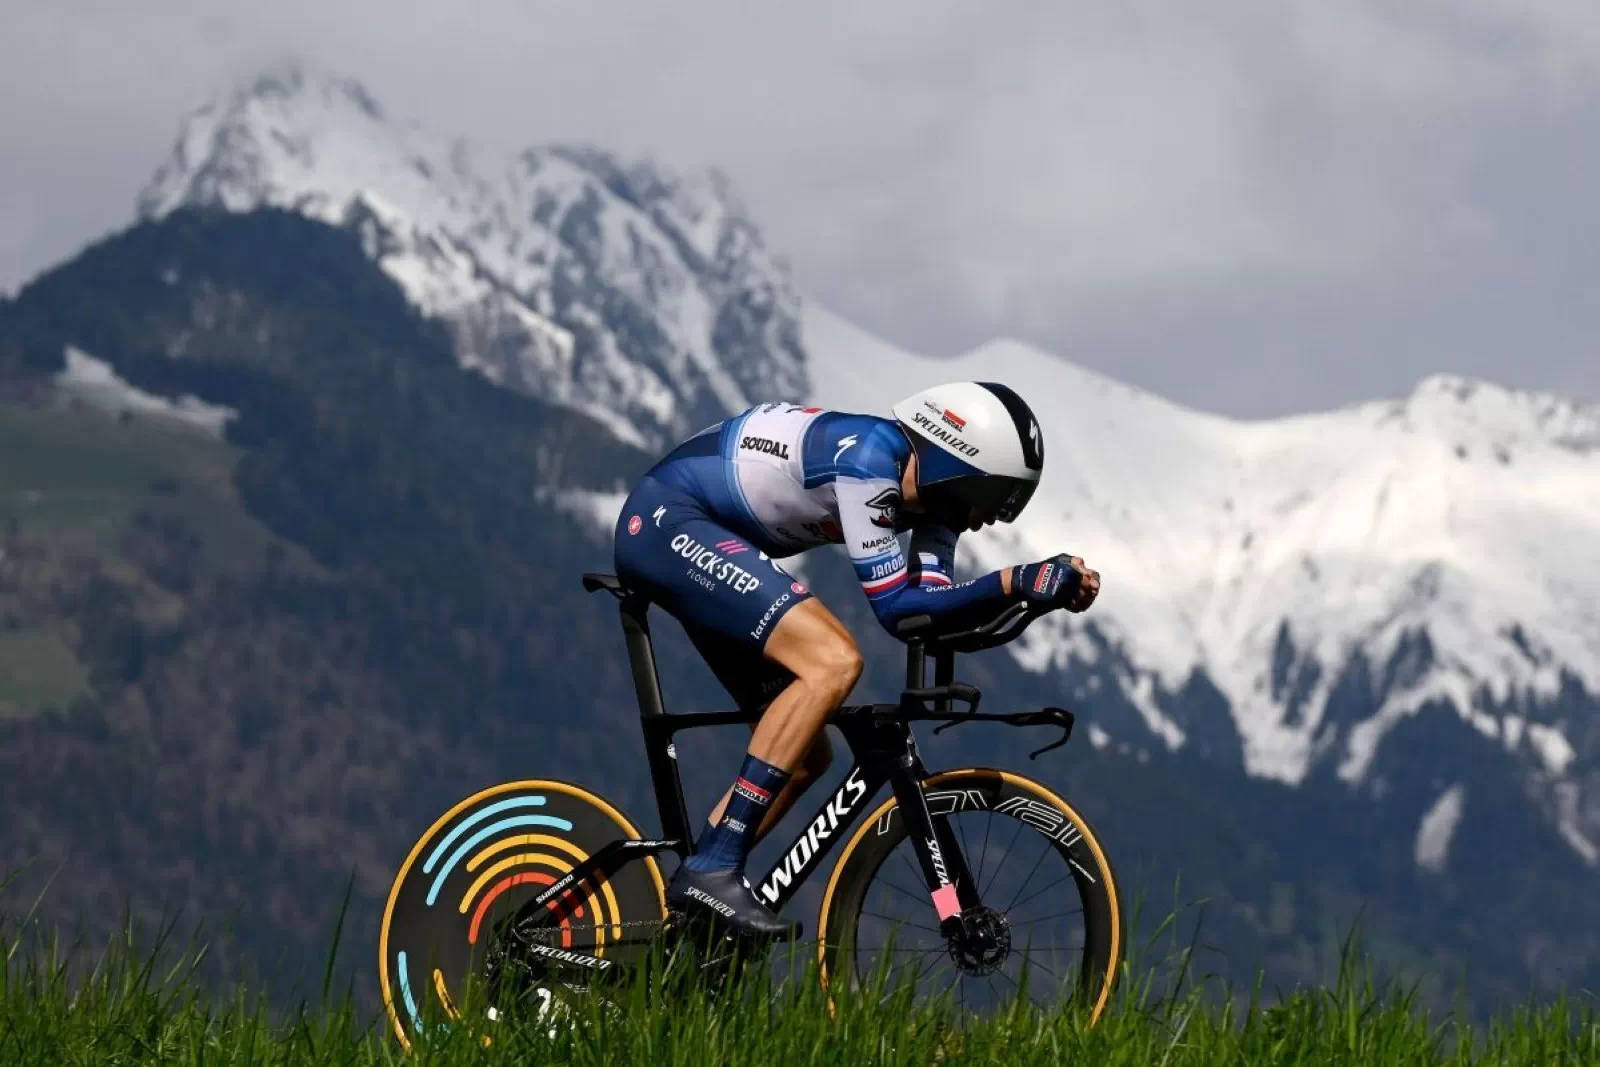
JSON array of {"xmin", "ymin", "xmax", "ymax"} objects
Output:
[
  {"xmin": 907, "ymin": 523, "xmax": 958, "ymax": 589},
  {"xmin": 833, "ymin": 427, "xmax": 1013, "ymax": 636}
]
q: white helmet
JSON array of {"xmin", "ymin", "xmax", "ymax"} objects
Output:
[{"xmin": 891, "ymin": 381, "xmax": 1043, "ymax": 524}]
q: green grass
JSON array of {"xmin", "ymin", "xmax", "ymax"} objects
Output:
[
  {"xmin": 2, "ymin": 912, "xmax": 1596, "ymax": 1066},
  {"xmin": 0, "ymin": 629, "xmax": 89, "ymax": 717},
  {"xmin": 1, "ymin": 399, "xmax": 319, "ymax": 572},
  {"xmin": 0, "ymin": 401, "xmax": 232, "ymax": 540},
  {"xmin": 0, "ymin": 398, "xmax": 236, "ymax": 489}
]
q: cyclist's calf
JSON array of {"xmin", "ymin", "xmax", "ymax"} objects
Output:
[
  {"xmin": 749, "ymin": 600, "xmax": 861, "ymax": 774},
  {"xmin": 761, "ymin": 730, "xmax": 833, "ymax": 835}
]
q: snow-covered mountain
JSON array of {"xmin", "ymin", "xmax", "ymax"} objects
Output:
[
  {"xmin": 138, "ymin": 66, "xmax": 806, "ymax": 449},
  {"xmin": 133, "ymin": 68, "xmax": 1599, "ymax": 869},
  {"xmin": 808, "ymin": 308, "xmax": 1600, "ymax": 863}
]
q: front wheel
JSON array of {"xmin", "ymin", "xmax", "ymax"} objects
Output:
[{"xmin": 817, "ymin": 768, "xmax": 1123, "ymax": 1025}]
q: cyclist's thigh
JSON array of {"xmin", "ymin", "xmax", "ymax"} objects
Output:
[
  {"xmin": 680, "ymin": 622, "xmax": 795, "ymax": 713},
  {"xmin": 614, "ymin": 478, "xmax": 813, "ymax": 672}
]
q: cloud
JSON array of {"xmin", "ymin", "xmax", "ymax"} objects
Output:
[{"xmin": 1, "ymin": 0, "xmax": 1597, "ymax": 415}]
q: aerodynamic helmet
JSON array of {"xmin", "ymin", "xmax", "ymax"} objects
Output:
[{"xmin": 890, "ymin": 381, "xmax": 1043, "ymax": 525}]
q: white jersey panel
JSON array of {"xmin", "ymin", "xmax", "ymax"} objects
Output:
[{"xmin": 728, "ymin": 403, "xmax": 841, "ymax": 555}]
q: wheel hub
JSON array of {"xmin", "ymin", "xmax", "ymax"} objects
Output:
[{"xmin": 947, "ymin": 907, "xmax": 1011, "ymax": 975}]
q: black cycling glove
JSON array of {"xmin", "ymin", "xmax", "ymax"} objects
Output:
[{"xmin": 1012, "ymin": 555, "xmax": 1082, "ymax": 609}]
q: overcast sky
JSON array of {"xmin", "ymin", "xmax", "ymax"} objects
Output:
[{"xmin": 2, "ymin": 1, "xmax": 1596, "ymax": 417}]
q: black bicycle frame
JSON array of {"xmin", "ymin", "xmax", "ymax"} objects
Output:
[{"xmin": 554, "ymin": 574, "xmax": 1071, "ymax": 937}]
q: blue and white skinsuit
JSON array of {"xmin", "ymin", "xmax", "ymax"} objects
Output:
[{"xmin": 613, "ymin": 402, "xmax": 1013, "ymax": 707}]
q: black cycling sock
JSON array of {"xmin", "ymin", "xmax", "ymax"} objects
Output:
[{"xmin": 683, "ymin": 753, "xmax": 790, "ymax": 875}]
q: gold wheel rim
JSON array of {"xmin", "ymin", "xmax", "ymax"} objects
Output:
[
  {"xmin": 815, "ymin": 767, "xmax": 1121, "ymax": 1026},
  {"xmin": 378, "ymin": 779, "xmax": 665, "ymax": 1050}
]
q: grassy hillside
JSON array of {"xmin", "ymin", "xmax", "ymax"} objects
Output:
[
  {"xmin": 2, "ymin": 912, "xmax": 1596, "ymax": 1066},
  {"xmin": 0, "ymin": 209, "xmax": 676, "ymax": 1000},
  {"xmin": 0, "ymin": 397, "xmax": 311, "ymax": 720}
]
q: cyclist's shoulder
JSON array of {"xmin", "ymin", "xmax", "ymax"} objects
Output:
[{"xmin": 808, "ymin": 410, "xmax": 907, "ymax": 477}]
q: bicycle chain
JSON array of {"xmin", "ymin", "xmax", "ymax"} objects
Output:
[
  {"xmin": 509, "ymin": 914, "xmax": 677, "ymax": 949},
  {"xmin": 506, "ymin": 910, "xmax": 772, "ymax": 960}
]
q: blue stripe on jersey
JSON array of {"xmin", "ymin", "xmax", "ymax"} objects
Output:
[
  {"xmin": 720, "ymin": 412, "xmax": 767, "ymax": 538},
  {"xmin": 800, "ymin": 413, "xmax": 844, "ymax": 489},
  {"xmin": 851, "ymin": 556, "xmax": 902, "ymax": 579},
  {"xmin": 669, "ymin": 427, "xmax": 721, "ymax": 460},
  {"xmin": 909, "ymin": 550, "xmax": 952, "ymax": 586},
  {"xmin": 853, "ymin": 542, "xmax": 908, "ymax": 599},
  {"xmin": 861, "ymin": 568, "xmax": 909, "ymax": 598}
]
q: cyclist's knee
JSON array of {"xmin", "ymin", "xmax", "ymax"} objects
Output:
[{"xmin": 803, "ymin": 636, "xmax": 862, "ymax": 702}]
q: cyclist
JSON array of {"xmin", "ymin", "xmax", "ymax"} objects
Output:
[{"xmin": 613, "ymin": 382, "xmax": 1100, "ymax": 938}]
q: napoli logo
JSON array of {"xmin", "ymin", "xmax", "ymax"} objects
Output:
[{"xmin": 865, "ymin": 488, "xmax": 900, "ymax": 530}]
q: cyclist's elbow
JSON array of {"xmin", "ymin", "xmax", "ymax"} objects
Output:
[{"xmin": 870, "ymin": 596, "xmax": 916, "ymax": 639}]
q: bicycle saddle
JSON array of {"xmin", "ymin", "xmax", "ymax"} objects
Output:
[{"xmin": 582, "ymin": 572, "xmax": 630, "ymax": 599}]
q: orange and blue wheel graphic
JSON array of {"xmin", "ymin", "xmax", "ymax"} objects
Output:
[{"xmin": 379, "ymin": 780, "xmax": 665, "ymax": 1049}]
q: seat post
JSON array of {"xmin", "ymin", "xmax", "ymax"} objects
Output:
[
  {"xmin": 904, "ymin": 637, "xmax": 926, "ymax": 691},
  {"xmin": 618, "ymin": 595, "xmax": 667, "ymax": 718},
  {"xmin": 617, "ymin": 593, "xmax": 693, "ymax": 847},
  {"xmin": 933, "ymin": 649, "xmax": 955, "ymax": 715}
]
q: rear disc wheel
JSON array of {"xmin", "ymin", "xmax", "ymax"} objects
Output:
[{"xmin": 378, "ymin": 780, "xmax": 665, "ymax": 1049}]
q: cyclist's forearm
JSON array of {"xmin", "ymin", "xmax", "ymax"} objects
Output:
[{"xmin": 869, "ymin": 570, "xmax": 1009, "ymax": 634}]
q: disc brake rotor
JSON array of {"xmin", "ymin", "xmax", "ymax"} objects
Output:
[{"xmin": 948, "ymin": 907, "xmax": 1012, "ymax": 976}]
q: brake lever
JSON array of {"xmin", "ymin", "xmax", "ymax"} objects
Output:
[
  {"xmin": 1029, "ymin": 732, "xmax": 1069, "ymax": 760},
  {"xmin": 1021, "ymin": 707, "xmax": 1074, "ymax": 760},
  {"xmin": 929, "ymin": 685, "xmax": 982, "ymax": 735}
]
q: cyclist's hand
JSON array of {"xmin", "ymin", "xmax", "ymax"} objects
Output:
[
  {"xmin": 1012, "ymin": 555, "xmax": 1101, "ymax": 613},
  {"xmin": 1063, "ymin": 556, "xmax": 1100, "ymax": 612}
]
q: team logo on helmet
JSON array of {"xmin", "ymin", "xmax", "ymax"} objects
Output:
[
  {"xmin": 909, "ymin": 411, "xmax": 980, "ymax": 457},
  {"xmin": 628, "ymin": 515, "xmax": 643, "ymax": 535}
]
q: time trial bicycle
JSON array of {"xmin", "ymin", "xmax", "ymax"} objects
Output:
[{"xmin": 378, "ymin": 572, "xmax": 1123, "ymax": 1049}]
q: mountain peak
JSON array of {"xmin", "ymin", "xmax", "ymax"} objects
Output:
[
  {"xmin": 137, "ymin": 64, "xmax": 412, "ymax": 221},
  {"xmin": 238, "ymin": 63, "xmax": 385, "ymax": 119},
  {"xmin": 810, "ymin": 307, "xmax": 1600, "ymax": 863},
  {"xmin": 1388, "ymin": 371, "xmax": 1600, "ymax": 456},
  {"xmin": 136, "ymin": 68, "xmax": 808, "ymax": 446}
]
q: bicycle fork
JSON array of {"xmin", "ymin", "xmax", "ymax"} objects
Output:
[{"xmin": 886, "ymin": 762, "xmax": 984, "ymax": 938}]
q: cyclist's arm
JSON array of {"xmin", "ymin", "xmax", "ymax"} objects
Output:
[
  {"xmin": 836, "ymin": 475, "xmax": 1012, "ymax": 636},
  {"xmin": 907, "ymin": 523, "xmax": 960, "ymax": 589}
]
